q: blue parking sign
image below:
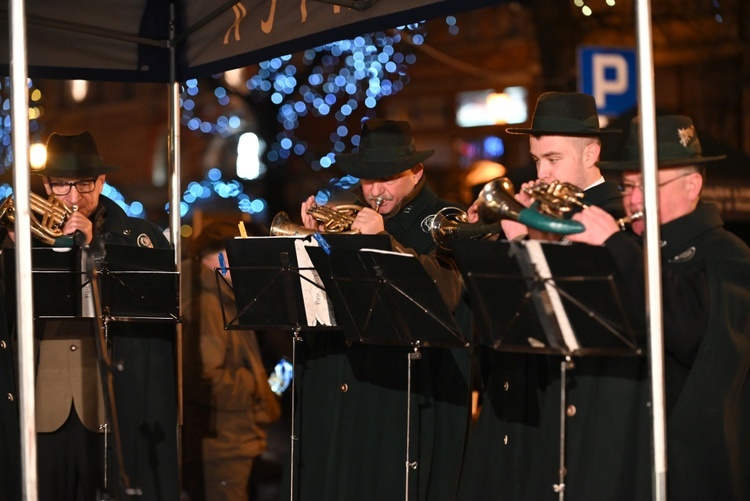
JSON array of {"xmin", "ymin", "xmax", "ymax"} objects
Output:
[{"xmin": 578, "ymin": 46, "xmax": 637, "ymax": 117}]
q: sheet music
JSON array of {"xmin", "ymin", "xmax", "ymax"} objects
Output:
[
  {"xmin": 294, "ymin": 239, "xmax": 335, "ymax": 326},
  {"xmin": 80, "ymin": 251, "xmax": 95, "ymax": 318},
  {"xmin": 524, "ymin": 240, "xmax": 579, "ymax": 352}
]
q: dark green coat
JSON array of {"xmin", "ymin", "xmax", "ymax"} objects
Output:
[
  {"xmin": 606, "ymin": 202, "xmax": 750, "ymax": 500},
  {"xmin": 287, "ymin": 179, "xmax": 472, "ymax": 500},
  {"xmin": 0, "ymin": 303, "xmax": 20, "ymax": 501},
  {"xmin": 458, "ymin": 183, "xmax": 653, "ymax": 501}
]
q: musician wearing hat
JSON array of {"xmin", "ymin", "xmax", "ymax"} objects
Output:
[
  {"xmin": 458, "ymin": 93, "xmax": 653, "ymax": 501},
  {"xmin": 3, "ymin": 132, "xmax": 179, "ymax": 500},
  {"xmin": 467, "ymin": 91, "xmax": 625, "ymax": 238},
  {"xmin": 289, "ymin": 119, "xmax": 471, "ymax": 500},
  {"xmin": 569, "ymin": 115, "xmax": 750, "ymax": 500}
]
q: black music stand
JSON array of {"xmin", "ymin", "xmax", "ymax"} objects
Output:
[
  {"xmin": 5, "ymin": 243, "xmax": 178, "ymax": 499},
  {"xmin": 451, "ymin": 239, "xmax": 639, "ymax": 356},
  {"xmin": 305, "ymin": 245, "xmax": 468, "ymax": 500},
  {"xmin": 88, "ymin": 243, "xmax": 179, "ymax": 499},
  {"xmin": 224, "ymin": 233, "xmax": 391, "ymax": 501},
  {"xmin": 452, "ymin": 238, "xmax": 641, "ymax": 500},
  {"xmin": 4, "ymin": 246, "xmax": 87, "ymax": 319},
  {"xmin": 96, "ymin": 243, "xmax": 179, "ymax": 323}
]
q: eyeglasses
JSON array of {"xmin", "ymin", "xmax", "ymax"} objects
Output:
[
  {"xmin": 48, "ymin": 178, "xmax": 98, "ymax": 196},
  {"xmin": 617, "ymin": 172, "xmax": 694, "ymax": 196}
]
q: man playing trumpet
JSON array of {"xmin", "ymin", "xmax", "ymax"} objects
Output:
[
  {"xmin": 459, "ymin": 93, "xmax": 652, "ymax": 500},
  {"xmin": 1, "ymin": 132, "xmax": 179, "ymax": 500},
  {"xmin": 289, "ymin": 118, "xmax": 472, "ymax": 500},
  {"xmin": 568, "ymin": 115, "xmax": 750, "ymax": 500},
  {"xmin": 467, "ymin": 91, "xmax": 625, "ymax": 235}
]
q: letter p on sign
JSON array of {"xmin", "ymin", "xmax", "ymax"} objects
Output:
[{"xmin": 578, "ymin": 46, "xmax": 637, "ymax": 117}]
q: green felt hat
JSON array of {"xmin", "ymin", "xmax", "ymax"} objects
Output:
[
  {"xmin": 597, "ymin": 115, "xmax": 725, "ymax": 170},
  {"xmin": 506, "ymin": 92, "xmax": 619, "ymax": 136},
  {"xmin": 335, "ymin": 119, "xmax": 434, "ymax": 179},
  {"xmin": 38, "ymin": 132, "xmax": 118, "ymax": 178}
]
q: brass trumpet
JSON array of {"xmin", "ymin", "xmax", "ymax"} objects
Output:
[
  {"xmin": 270, "ymin": 204, "xmax": 363, "ymax": 236},
  {"xmin": 0, "ymin": 192, "xmax": 73, "ymax": 245},
  {"xmin": 430, "ymin": 177, "xmax": 586, "ymax": 249},
  {"xmin": 616, "ymin": 211, "xmax": 644, "ymax": 231}
]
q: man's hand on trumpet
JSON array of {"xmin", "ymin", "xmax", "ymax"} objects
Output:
[
  {"xmin": 350, "ymin": 207, "xmax": 384, "ymax": 235},
  {"xmin": 567, "ymin": 205, "xmax": 619, "ymax": 246},
  {"xmin": 61, "ymin": 209, "xmax": 93, "ymax": 245},
  {"xmin": 300, "ymin": 195, "xmax": 324, "ymax": 231}
]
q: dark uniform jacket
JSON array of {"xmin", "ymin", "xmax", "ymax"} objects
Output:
[
  {"xmin": 458, "ymin": 181, "xmax": 653, "ymax": 501},
  {"xmin": 605, "ymin": 202, "xmax": 750, "ymax": 500},
  {"xmin": 0, "ymin": 303, "xmax": 20, "ymax": 501},
  {"xmin": 285, "ymin": 178, "xmax": 472, "ymax": 501}
]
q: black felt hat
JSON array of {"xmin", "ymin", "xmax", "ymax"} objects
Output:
[
  {"xmin": 506, "ymin": 92, "xmax": 619, "ymax": 136},
  {"xmin": 597, "ymin": 115, "xmax": 725, "ymax": 171},
  {"xmin": 38, "ymin": 132, "xmax": 118, "ymax": 178},
  {"xmin": 335, "ymin": 119, "xmax": 434, "ymax": 179}
]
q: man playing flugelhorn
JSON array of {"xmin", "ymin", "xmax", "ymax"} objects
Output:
[
  {"xmin": 0, "ymin": 132, "xmax": 179, "ymax": 500},
  {"xmin": 466, "ymin": 91, "xmax": 625, "ymax": 237},
  {"xmin": 458, "ymin": 92, "xmax": 653, "ymax": 501},
  {"xmin": 288, "ymin": 118, "xmax": 472, "ymax": 500}
]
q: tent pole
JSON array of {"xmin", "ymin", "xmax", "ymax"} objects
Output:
[
  {"xmin": 634, "ymin": 1, "xmax": 668, "ymax": 499},
  {"xmin": 167, "ymin": 0, "xmax": 184, "ymax": 487},
  {"xmin": 9, "ymin": 0, "xmax": 38, "ymax": 499}
]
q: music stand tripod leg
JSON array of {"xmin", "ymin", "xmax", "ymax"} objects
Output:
[
  {"xmin": 289, "ymin": 326, "xmax": 302, "ymax": 501},
  {"xmin": 404, "ymin": 346, "xmax": 422, "ymax": 501},
  {"xmin": 553, "ymin": 356, "xmax": 575, "ymax": 500}
]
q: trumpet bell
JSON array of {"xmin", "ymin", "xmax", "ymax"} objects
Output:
[
  {"xmin": 269, "ymin": 211, "xmax": 316, "ymax": 237},
  {"xmin": 476, "ymin": 177, "xmax": 524, "ymax": 223},
  {"xmin": 430, "ymin": 207, "xmax": 470, "ymax": 250},
  {"xmin": 0, "ymin": 192, "xmax": 73, "ymax": 246}
]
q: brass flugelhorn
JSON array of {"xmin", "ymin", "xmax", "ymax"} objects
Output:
[
  {"xmin": 430, "ymin": 177, "xmax": 586, "ymax": 249},
  {"xmin": 0, "ymin": 191, "xmax": 73, "ymax": 245},
  {"xmin": 270, "ymin": 203, "xmax": 363, "ymax": 236},
  {"xmin": 528, "ymin": 181, "xmax": 644, "ymax": 231}
]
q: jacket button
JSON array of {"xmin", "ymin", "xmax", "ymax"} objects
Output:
[
  {"xmin": 7, "ymin": 393, "xmax": 13, "ymax": 402},
  {"xmin": 503, "ymin": 435, "xmax": 508, "ymax": 445},
  {"xmin": 340, "ymin": 383, "xmax": 348, "ymax": 393},
  {"xmin": 70, "ymin": 344, "xmax": 78, "ymax": 352},
  {"xmin": 566, "ymin": 405, "xmax": 577, "ymax": 417},
  {"xmin": 0, "ymin": 340, "xmax": 6, "ymax": 349},
  {"xmin": 503, "ymin": 381, "xmax": 509, "ymax": 391}
]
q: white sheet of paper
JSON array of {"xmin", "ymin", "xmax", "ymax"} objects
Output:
[{"xmin": 294, "ymin": 239, "xmax": 335, "ymax": 326}]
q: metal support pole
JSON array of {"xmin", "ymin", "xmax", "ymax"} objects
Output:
[
  {"xmin": 635, "ymin": 1, "xmax": 668, "ymax": 499},
  {"xmin": 289, "ymin": 327, "xmax": 302, "ymax": 501},
  {"xmin": 9, "ymin": 0, "xmax": 37, "ymax": 498},
  {"xmin": 553, "ymin": 356, "xmax": 574, "ymax": 501}
]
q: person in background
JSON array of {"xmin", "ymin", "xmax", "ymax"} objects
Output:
[
  {"xmin": 287, "ymin": 118, "xmax": 471, "ymax": 500},
  {"xmin": 568, "ymin": 115, "xmax": 750, "ymax": 500},
  {"xmin": 181, "ymin": 220, "xmax": 281, "ymax": 501}
]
